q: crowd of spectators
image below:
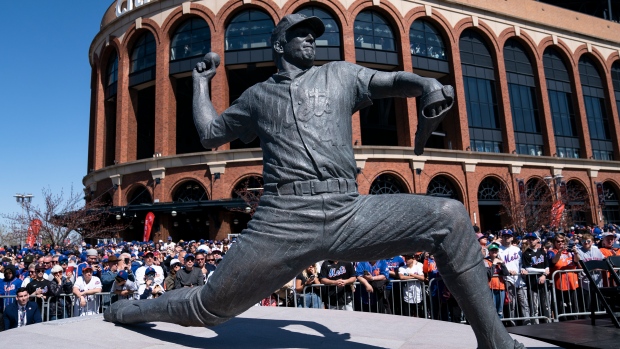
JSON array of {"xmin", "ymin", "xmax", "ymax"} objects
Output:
[{"xmin": 1, "ymin": 224, "xmax": 618, "ymax": 330}]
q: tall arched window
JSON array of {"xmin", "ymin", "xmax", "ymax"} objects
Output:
[
  {"xmin": 370, "ymin": 174, "xmax": 407, "ymax": 195},
  {"xmin": 356, "ymin": 11, "xmax": 399, "ymax": 146},
  {"xmin": 296, "ymin": 6, "xmax": 341, "ymax": 60},
  {"xmin": 225, "ymin": 10, "xmax": 273, "ymax": 51},
  {"xmin": 170, "ymin": 18, "xmax": 211, "ymax": 153},
  {"xmin": 105, "ymin": 52, "xmax": 118, "ymax": 98},
  {"xmin": 104, "ymin": 52, "xmax": 118, "ymax": 167},
  {"xmin": 460, "ymin": 30, "xmax": 502, "ymax": 153},
  {"xmin": 130, "ymin": 31, "xmax": 156, "ymax": 73},
  {"xmin": 354, "ymin": 11, "xmax": 396, "ymax": 52},
  {"xmin": 504, "ymin": 39, "xmax": 542, "ymax": 156},
  {"xmin": 612, "ymin": 62, "xmax": 620, "ymax": 125},
  {"xmin": 579, "ymin": 56, "xmax": 613, "ymax": 160},
  {"xmin": 171, "ymin": 18, "xmax": 211, "ymax": 61},
  {"xmin": 173, "ymin": 181, "xmax": 209, "ymax": 202},
  {"xmin": 543, "ymin": 48, "xmax": 580, "ymax": 158}
]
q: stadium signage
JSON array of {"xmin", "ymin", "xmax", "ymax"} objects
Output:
[{"xmin": 116, "ymin": 0, "xmax": 161, "ymax": 17}]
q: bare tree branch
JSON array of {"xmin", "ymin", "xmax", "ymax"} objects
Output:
[{"xmin": 2, "ymin": 187, "xmax": 130, "ymax": 247}]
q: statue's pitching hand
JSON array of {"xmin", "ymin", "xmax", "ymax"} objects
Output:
[{"xmin": 193, "ymin": 52, "xmax": 220, "ymax": 81}]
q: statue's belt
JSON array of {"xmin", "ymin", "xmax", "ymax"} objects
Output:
[{"xmin": 263, "ymin": 178, "xmax": 358, "ymax": 196}]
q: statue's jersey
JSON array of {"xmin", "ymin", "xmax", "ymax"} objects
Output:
[{"xmin": 216, "ymin": 62, "xmax": 377, "ymax": 185}]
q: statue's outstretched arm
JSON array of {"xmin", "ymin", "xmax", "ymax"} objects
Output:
[
  {"xmin": 368, "ymin": 71, "xmax": 454, "ymax": 155},
  {"xmin": 193, "ymin": 53, "xmax": 238, "ymax": 149}
]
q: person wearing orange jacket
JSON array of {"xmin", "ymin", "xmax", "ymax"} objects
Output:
[
  {"xmin": 484, "ymin": 243, "xmax": 510, "ymax": 319},
  {"xmin": 547, "ymin": 234, "xmax": 580, "ymax": 320}
]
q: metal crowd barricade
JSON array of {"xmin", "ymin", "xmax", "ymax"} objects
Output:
[
  {"xmin": 501, "ymin": 271, "xmax": 553, "ymax": 325},
  {"xmin": 300, "ymin": 280, "xmax": 429, "ymax": 317},
  {"xmin": 39, "ymin": 292, "xmax": 120, "ymax": 321},
  {"xmin": 549, "ymin": 267, "xmax": 618, "ymax": 322},
  {"xmin": 426, "ymin": 277, "xmax": 466, "ymax": 323}
]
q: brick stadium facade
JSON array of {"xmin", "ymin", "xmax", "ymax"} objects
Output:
[{"xmin": 85, "ymin": 0, "xmax": 620, "ymax": 242}]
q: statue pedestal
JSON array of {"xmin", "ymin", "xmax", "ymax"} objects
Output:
[{"xmin": 3, "ymin": 306, "xmax": 558, "ymax": 348}]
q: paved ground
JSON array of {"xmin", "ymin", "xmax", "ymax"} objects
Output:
[{"xmin": 1, "ymin": 306, "xmax": 561, "ymax": 348}]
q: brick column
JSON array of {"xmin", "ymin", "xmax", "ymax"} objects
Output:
[{"xmin": 534, "ymin": 53, "xmax": 557, "ymax": 156}]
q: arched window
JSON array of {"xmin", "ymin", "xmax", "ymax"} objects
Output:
[
  {"xmin": 504, "ymin": 39, "xmax": 542, "ymax": 156},
  {"xmin": 296, "ymin": 6, "xmax": 341, "ymax": 61},
  {"xmin": 410, "ymin": 19, "xmax": 446, "ymax": 60},
  {"xmin": 602, "ymin": 182, "xmax": 620, "ymax": 224},
  {"xmin": 105, "ymin": 52, "xmax": 118, "ymax": 96},
  {"xmin": 104, "ymin": 52, "xmax": 118, "ymax": 167},
  {"xmin": 130, "ymin": 31, "xmax": 156, "ymax": 73},
  {"xmin": 460, "ymin": 30, "xmax": 502, "ymax": 153},
  {"xmin": 612, "ymin": 62, "xmax": 620, "ymax": 127},
  {"xmin": 478, "ymin": 178, "xmax": 501, "ymax": 203},
  {"xmin": 232, "ymin": 176, "xmax": 264, "ymax": 198},
  {"xmin": 579, "ymin": 56, "xmax": 613, "ymax": 160},
  {"xmin": 127, "ymin": 186, "xmax": 153, "ymax": 205},
  {"xmin": 173, "ymin": 181, "xmax": 208, "ymax": 202},
  {"xmin": 564, "ymin": 180, "xmax": 591, "ymax": 226},
  {"xmin": 477, "ymin": 177, "xmax": 504, "ymax": 233},
  {"xmin": 525, "ymin": 179, "xmax": 550, "ymax": 202},
  {"xmin": 354, "ymin": 11, "xmax": 396, "ymax": 52},
  {"xmin": 426, "ymin": 176, "xmax": 460, "ymax": 201},
  {"xmin": 370, "ymin": 174, "xmax": 407, "ymax": 195},
  {"xmin": 170, "ymin": 18, "xmax": 211, "ymax": 61},
  {"xmin": 225, "ymin": 10, "xmax": 273, "ymax": 51},
  {"xmin": 543, "ymin": 48, "xmax": 579, "ymax": 158},
  {"xmin": 409, "ymin": 19, "xmax": 449, "ymax": 77}
]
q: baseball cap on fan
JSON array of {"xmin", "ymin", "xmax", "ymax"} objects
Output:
[{"xmin": 270, "ymin": 13, "xmax": 325, "ymax": 45}]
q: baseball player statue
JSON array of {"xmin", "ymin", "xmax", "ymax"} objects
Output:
[{"xmin": 105, "ymin": 14, "xmax": 525, "ymax": 349}]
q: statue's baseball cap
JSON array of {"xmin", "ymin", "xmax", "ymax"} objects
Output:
[{"xmin": 271, "ymin": 13, "xmax": 325, "ymax": 44}]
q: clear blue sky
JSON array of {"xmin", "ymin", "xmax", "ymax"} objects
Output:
[{"xmin": 0, "ymin": 2, "xmax": 113, "ymax": 225}]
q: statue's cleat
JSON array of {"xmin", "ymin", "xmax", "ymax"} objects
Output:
[{"xmin": 413, "ymin": 85, "xmax": 455, "ymax": 155}]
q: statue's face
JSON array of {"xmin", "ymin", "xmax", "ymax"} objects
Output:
[{"xmin": 282, "ymin": 26, "xmax": 316, "ymax": 68}]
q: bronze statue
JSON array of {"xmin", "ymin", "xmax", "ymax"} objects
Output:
[{"xmin": 105, "ymin": 14, "xmax": 524, "ymax": 349}]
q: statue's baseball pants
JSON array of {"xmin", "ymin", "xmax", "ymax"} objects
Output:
[{"xmin": 105, "ymin": 191, "xmax": 520, "ymax": 349}]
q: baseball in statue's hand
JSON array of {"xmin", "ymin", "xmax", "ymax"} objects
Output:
[
  {"xmin": 203, "ymin": 52, "xmax": 220, "ymax": 69},
  {"xmin": 194, "ymin": 52, "xmax": 220, "ymax": 79}
]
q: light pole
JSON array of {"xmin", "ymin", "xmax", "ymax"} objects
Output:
[
  {"xmin": 544, "ymin": 174, "xmax": 564, "ymax": 200},
  {"xmin": 14, "ymin": 193, "xmax": 33, "ymax": 248}
]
